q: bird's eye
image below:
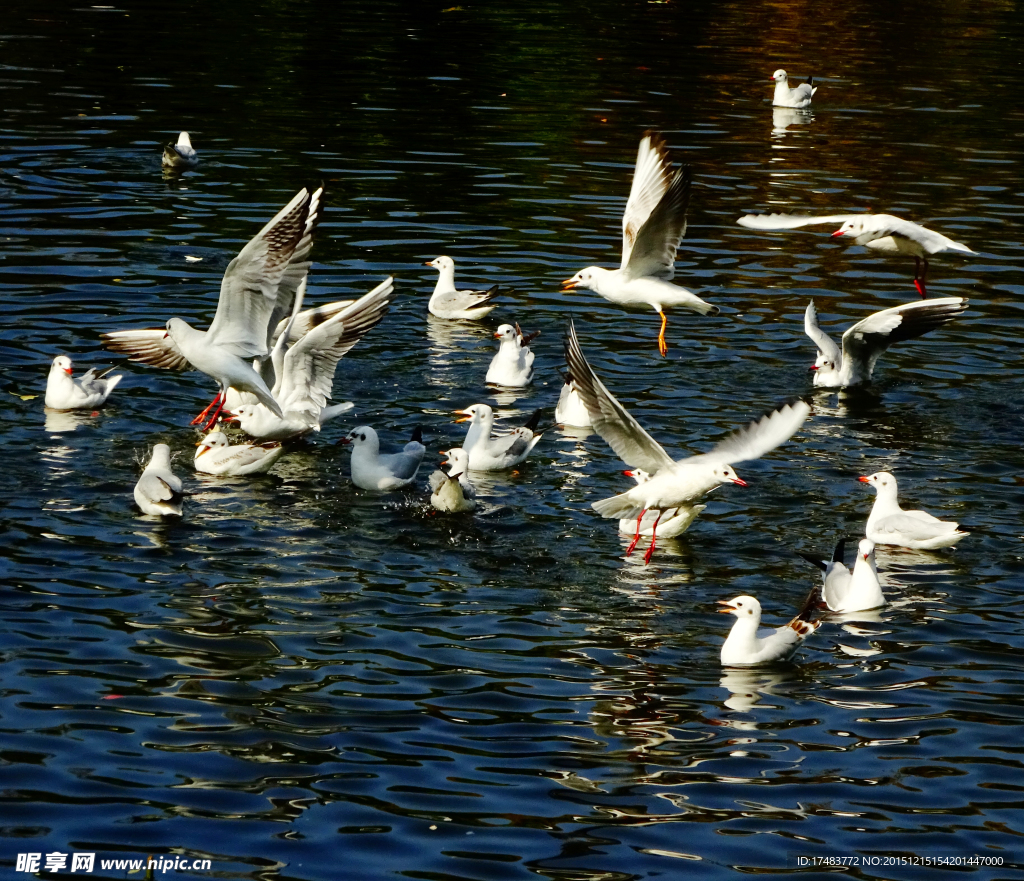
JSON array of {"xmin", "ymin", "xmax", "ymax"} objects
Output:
[{"xmin": 360, "ymin": 434, "xmax": 366, "ymax": 441}]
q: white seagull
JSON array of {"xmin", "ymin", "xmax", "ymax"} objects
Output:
[
  {"xmin": 718, "ymin": 585, "xmax": 822, "ymax": 666},
  {"xmin": 565, "ymin": 320, "xmax": 811, "ymax": 564},
  {"xmin": 860, "ymin": 471, "xmax": 969, "ymax": 549},
  {"xmin": 618, "ymin": 469, "xmax": 706, "ymax": 539},
  {"xmin": 341, "ymin": 426, "xmax": 426, "ymax": 491},
  {"xmin": 424, "ymin": 256, "xmax": 501, "ymax": 320},
  {"xmin": 804, "ymin": 297, "xmax": 968, "ymax": 388},
  {"xmin": 101, "ymin": 188, "xmax": 321, "ymax": 429},
  {"xmin": 194, "ymin": 431, "xmax": 285, "ymax": 476},
  {"xmin": 486, "ymin": 322, "xmax": 537, "ymax": 387},
  {"xmin": 428, "ymin": 448, "xmax": 477, "ymax": 513},
  {"xmin": 45, "ymin": 355, "xmax": 122, "ymax": 410},
  {"xmin": 736, "ymin": 212, "xmax": 975, "ymax": 297},
  {"xmin": 771, "ymin": 69, "xmax": 816, "ymax": 109},
  {"xmin": 162, "ymin": 131, "xmax": 198, "ymax": 169},
  {"xmin": 134, "ymin": 444, "xmax": 184, "ymax": 517},
  {"xmin": 562, "ymin": 131, "xmax": 719, "ymax": 357},
  {"xmin": 228, "ymin": 278, "xmax": 392, "ymax": 440},
  {"xmin": 454, "ymin": 404, "xmax": 544, "ymax": 471},
  {"xmin": 555, "ymin": 374, "xmax": 593, "ymax": 428},
  {"xmin": 802, "ymin": 538, "xmax": 884, "ymax": 612}
]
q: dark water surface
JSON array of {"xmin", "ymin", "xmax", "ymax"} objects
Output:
[{"xmin": 2, "ymin": 2, "xmax": 1024, "ymax": 879}]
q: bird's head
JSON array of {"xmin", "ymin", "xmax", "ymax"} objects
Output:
[
  {"xmin": 717, "ymin": 595, "xmax": 761, "ymax": 618},
  {"xmin": 454, "ymin": 404, "xmax": 490, "ymax": 424},
  {"xmin": 52, "ymin": 355, "xmax": 73, "ymax": 376},
  {"xmin": 713, "ymin": 464, "xmax": 748, "ymax": 488},
  {"xmin": 562, "ymin": 268, "xmax": 597, "ymax": 291},
  {"xmin": 425, "ymin": 255, "xmax": 453, "ymax": 272},
  {"xmin": 772, "ymin": 69, "xmax": 788, "ymax": 83}
]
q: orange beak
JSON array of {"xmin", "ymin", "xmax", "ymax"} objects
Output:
[
  {"xmin": 561, "ymin": 278, "xmax": 577, "ymax": 290},
  {"xmin": 716, "ymin": 599, "xmax": 737, "ymax": 614},
  {"xmin": 493, "ymin": 331, "xmax": 502, "ymax": 339},
  {"xmin": 454, "ymin": 409, "xmax": 472, "ymax": 423},
  {"xmin": 858, "ymin": 476, "xmax": 870, "ymax": 483},
  {"xmin": 423, "ymin": 260, "xmax": 435, "ymax": 266}
]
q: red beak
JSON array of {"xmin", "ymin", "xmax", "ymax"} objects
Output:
[
  {"xmin": 493, "ymin": 332, "xmax": 502, "ymax": 339},
  {"xmin": 809, "ymin": 365, "xmax": 819, "ymax": 371},
  {"xmin": 64, "ymin": 368, "xmax": 73, "ymax": 375},
  {"xmin": 858, "ymin": 476, "xmax": 870, "ymax": 483},
  {"xmin": 622, "ymin": 469, "xmax": 634, "ymax": 477},
  {"xmin": 731, "ymin": 477, "xmax": 748, "ymax": 487},
  {"xmin": 830, "ymin": 230, "xmax": 845, "ymax": 238}
]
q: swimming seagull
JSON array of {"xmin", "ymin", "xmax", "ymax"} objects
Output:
[
  {"xmin": 193, "ymin": 430, "xmax": 285, "ymax": 476},
  {"xmin": 736, "ymin": 212, "xmax": 975, "ymax": 297},
  {"xmin": 486, "ymin": 322, "xmax": 536, "ymax": 387},
  {"xmin": 562, "ymin": 131, "xmax": 719, "ymax": 357},
  {"xmin": 860, "ymin": 472, "xmax": 969, "ymax": 549},
  {"xmin": 801, "ymin": 538, "xmax": 884, "ymax": 612},
  {"xmin": 771, "ymin": 69, "xmax": 816, "ymax": 109},
  {"xmin": 229, "ymin": 278, "xmax": 392, "ymax": 440},
  {"xmin": 101, "ymin": 188, "xmax": 320, "ymax": 429},
  {"xmin": 162, "ymin": 132, "xmax": 198, "ymax": 169},
  {"xmin": 429, "ymin": 448, "xmax": 477, "ymax": 513},
  {"xmin": 564, "ymin": 319, "xmax": 811, "ymax": 564},
  {"xmin": 134, "ymin": 444, "xmax": 184, "ymax": 517},
  {"xmin": 618, "ymin": 469, "xmax": 706, "ymax": 539},
  {"xmin": 804, "ymin": 297, "xmax": 968, "ymax": 388},
  {"xmin": 718, "ymin": 585, "xmax": 823, "ymax": 666},
  {"xmin": 454, "ymin": 404, "xmax": 544, "ymax": 471},
  {"xmin": 341, "ymin": 426, "xmax": 426, "ymax": 491},
  {"xmin": 45, "ymin": 355, "xmax": 122, "ymax": 410},
  {"xmin": 424, "ymin": 256, "xmax": 501, "ymax": 320}
]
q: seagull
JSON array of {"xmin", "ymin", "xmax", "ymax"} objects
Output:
[
  {"xmin": 804, "ymin": 297, "xmax": 968, "ymax": 388},
  {"xmin": 424, "ymin": 256, "xmax": 501, "ymax": 320},
  {"xmin": 162, "ymin": 131, "xmax": 198, "ymax": 169},
  {"xmin": 860, "ymin": 471, "xmax": 969, "ymax": 549},
  {"xmin": 341, "ymin": 425, "xmax": 426, "ymax": 491},
  {"xmin": 736, "ymin": 212, "xmax": 975, "ymax": 297},
  {"xmin": 428, "ymin": 448, "xmax": 477, "ymax": 513},
  {"xmin": 561, "ymin": 131, "xmax": 719, "ymax": 357},
  {"xmin": 193, "ymin": 430, "xmax": 285, "ymax": 476},
  {"xmin": 45, "ymin": 355, "xmax": 122, "ymax": 410},
  {"xmin": 101, "ymin": 188, "xmax": 321, "ymax": 429},
  {"xmin": 555, "ymin": 374, "xmax": 593, "ymax": 428},
  {"xmin": 564, "ymin": 319, "xmax": 811, "ymax": 564},
  {"xmin": 454, "ymin": 404, "xmax": 544, "ymax": 471},
  {"xmin": 486, "ymin": 322, "xmax": 536, "ymax": 387},
  {"xmin": 618, "ymin": 469, "xmax": 706, "ymax": 539},
  {"xmin": 801, "ymin": 538, "xmax": 885, "ymax": 612},
  {"xmin": 134, "ymin": 444, "xmax": 184, "ymax": 517},
  {"xmin": 228, "ymin": 278, "xmax": 392, "ymax": 440},
  {"xmin": 718, "ymin": 585, "xmax": 823, "ymax": 666},
  {"xmin": 771, "ymin": 69, "xmax": 816, "ymax": 109}
]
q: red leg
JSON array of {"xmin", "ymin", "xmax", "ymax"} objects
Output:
[
  {"xmin": 191, "ymin": 391, "xmax": 223, "ymax": 426},
  {"xmin": 643, "ymin": 512, "xmax": 663, "ymax": 565},
  {"xmin": 201, "ymin": 395, "xmax": 227, "ymax": 431},
  {"xmin": 625, "ymin": 509, "xmax": 647, "ymax": 556},
  {"xmin": 913, "ymin": 257, "xmax": 927, "ymax": 299}
]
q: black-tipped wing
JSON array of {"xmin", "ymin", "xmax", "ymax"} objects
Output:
[
  {"xmin": 841, "ymin": 297, "xmax": 968, "ymax": 372},
  {"xmin": 100, "ymin": 329, "xmax": 190, "ymax": 371}
]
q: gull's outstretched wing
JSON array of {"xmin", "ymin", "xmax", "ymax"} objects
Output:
[
  {"xmin": 100, "ymin": 329, "xmax": 190, "ymax": 371},
  {"xmin": 736, "ymin": 213, "xmax": 863, "ymax": 230},
  {"xmin": 205, "ymin": 188, "xmax": 311, "ymax": 359},
  {"xmin": 621, "ymin": 132, "xmax": 690, "ymax": 281},
  {"xmin": 277, "ymin": 278, "xmax": 393, "ymax": 415},
  {"xmin": 804, "ymin": 301, "xmax": 841, "ymax": 363},
  {"xmin": 265, "ymin": 187, "xmax": 324, "ymax": 350},
  {"xmin": 691, "ymin": 400, "xmax": 811, "ymax": 466},
  {"xmin": 563, "ymin": 320, "xmax": 675, "ymax": 474},
  {"xmin": 841, "ymin": 297, "xmax": 968, "ymax": 375}
]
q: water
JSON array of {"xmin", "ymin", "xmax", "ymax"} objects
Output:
[{"xmin": 2, "ymin": 2, "xmax": 1024, "ymax": 879}]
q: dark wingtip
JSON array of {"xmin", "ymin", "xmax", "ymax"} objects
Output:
[
  {"xmin": 831, "ymin": 538, "xmax": 846, "ymax": 564},
  {"xmin": 409, "ymin": 426, "xmax": 423, "ymax": 444},
  {"xmin": 798, "ymin": 552, "xmax": 828, "ymax": 572},
  {"xmin": 523, "ymin": 409, "xmax": 542, "ymax": 432}
]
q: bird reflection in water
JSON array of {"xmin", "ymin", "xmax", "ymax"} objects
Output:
[
  {"xmin": 718, "ymin": 667, "xmax": 793, "ymax": 714},
  {"xmin": 772, "ymin": 106, "xmax": 813, "ymax": 137},
  {"xmin": 425, "ymin": 315, "xmax": 492, "ymax": 389}
]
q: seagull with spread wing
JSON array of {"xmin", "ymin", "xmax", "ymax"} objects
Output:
[
  {"xmin": 737, "ymin": 211, "xmax": 974, "ymax": 297},
  {"xmin": 562, "ymin": 132, "xmax": 718, "ymax": 357},
  {"xmin": 101, "ymin": 188, "xmax": 322, "ymax": 429},
  {"xmin": 564, "ymin": 320, "xmax": 811, "ymax": 564},
  {"xmin": 804, "ymin": 297, "xmax": 968, "ymax": 388}
]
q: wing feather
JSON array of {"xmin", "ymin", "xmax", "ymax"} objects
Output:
[
  {"xmin": 736, "ymin": 213, "xmax": 863, "ymax": 230},
  {"xmin": 841, "ymin": 297, "xmax": 968, "ymax": 369},
  {"xmin": 563, "ymin": 320, "xmax": 675, "ymax": 474},
  {"xmin": 205, "ymin": 188, "xmax": 311, "ymax": 358},
  {"xmin": 692, "ymin": 400, "xmax": 811, "ymax": 466},
  {"xmin": 804, "ymin": 301, "xmax": 841, "ymax": 363},
  {"xmin": 621, "ymin": 131, "xmax": 676, "ymax": 270},
  {"xmin": 100, "ymin": 329, "xmax": 190, "ymax": 371}
]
